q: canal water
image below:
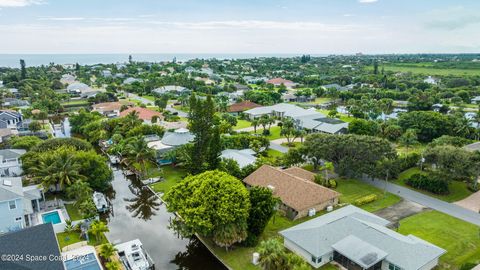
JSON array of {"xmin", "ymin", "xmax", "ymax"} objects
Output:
[
  {"xmin": 104, "ymin": 169, "xmax": 227, "ymax": 270},
  {"xmin": 57, "ymin": 118, "xmax": 227, "ymax": 269}
]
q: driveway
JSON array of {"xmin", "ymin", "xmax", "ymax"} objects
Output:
[
  {"xmin": 166, "ymin": 104, "xmax": 188, "ymax": 118},
  {"xmin": 455, "ymin": 191, "xmax": 480, "ymax": 213},
  {"xmin": 269, "ymin": 141, "xmax": 289, "ymax": 153},
  {"xmin": 360, "ymin": 177, "xmax": 480, "ymax": 226},
  {"xmin": 124, "ymin": 92, "xmax": 154, "ymax": 106},
  {"xmin": 374, "ymin": 199, "xmax": 428, "ymax": 224}
]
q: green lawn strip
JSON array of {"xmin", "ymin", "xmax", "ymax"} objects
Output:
[
  {"xmin": 56, "ymin": 232, "xmax": 108, "ymax": 249},
  {"xmin": 252, "ymin": 126, "xmax": 283, "ymax": 140},
  {"xmin": 316, "ymin": 109, "xmax": 355, "ymax": 123},
  {"xmin": 233, "ymin": 119, "xmax": 252, "ymax": 130},
  {"xmin": 65, "ymin": 203, "xmax": 83, "ymax": 221},
  {"xmin": 61, "ymin": 100, "xmax": 90, "ymax": 106},
  {"xmin": 396, "ymin": 168, "xmax": 473, "ymax": 203},
  {"xmin": 399, "ymin": 210, "xmax": 480, "ymax": 268},
  {"xmin": 335, "ymin": 178, "xmax": 401, "ymax": 212},
  {"xmin": 395, "ymin": 144, "xmax": 426, "ymax": 156},
  {"xmin": 280, "ymin": 141, "xmax": 303, "ymax": 148},
  {"xmin": 266, "ymin": 149, "xmax": 284, "ymax": 158},
  {"xmin": 142, "ymin": 95, "xmax": 156, "ymax": 101},
  {"xmin": 150, "ymin": 165, "xmax": 188, "ymax": 194},
  {"xmin": 131, "ymin": 160, "xmax": 163, "ymax": 178},
  {"xmin": 377, "ymin": 65, "xmax": 480, "ymax": 76}
]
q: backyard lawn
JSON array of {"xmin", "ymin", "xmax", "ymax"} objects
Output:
[
  {"xmin": 265, "ymin": 149, "xmax": 284, "ymax": 158},
  {"xmin": 150, "ymin": 165, "xmax": 188, "ymax": 195},
  {"xmin": 252, "ymin": 126, "xmax": 283, "ymax": 140},
  {"xmin": 65, "ymin": 203, "xmax": 83, "ymax": 221},
  {"xmin": 399, "ymin": 210, "xmax": 480, "ymax": 269},
  {"xmin": 56, "ymin": 231, "xmax": 108, "ymax": 249},
  {"xmin": 335, "ymin": 178, "xmax": 401, "ymax": 212},
  {"xmin": 396, "ymin": 168, "xmax": 472, "ymax": 202},
  {"xmin": 234, "ymin": 119, "xmax": 252, "ymax": 130},
  {"xmin": 317, "ymin": 109, "xmax": 355, "ymax": 123}
]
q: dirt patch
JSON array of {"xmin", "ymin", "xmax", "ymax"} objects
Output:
[
  {"xmin": 374, "ymin": 199, "xmax": 429, "ymax": 224},
  {"xmin": 455, "ymin": 191, "xmax": 480, "ymax": 213}
]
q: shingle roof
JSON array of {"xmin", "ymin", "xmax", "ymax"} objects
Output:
[
  {"xmin": 92, "ymin": 102, "xmax": 132, "ymax": 112},
  {"xmin": 464, "ymin": 142, "xmax": 480, "ymax": 152},
  {"xmin": 280, "ymin": 205, "xmax": 446, "ymax": 270},
  {"xmin": 0, "ymin": 223, "xmax": 65, "ymax": 270},
  {"xmin": 267, "ymin": 78, "xmax": 295, "ymax": 85},
  {"xmin": 119, "ymin": 107, "xmax": 163, "ymax": 121},
  {"xmin": 243, "ymin": 165, "xmax": 339, "ymax": 212},
  {"xmin": 283, "ymin": 167, "xmax": 316, "ymax": 181},
  {"xmin": 227, "ymin": 101, "xmax": 262, "ymax": 113}
]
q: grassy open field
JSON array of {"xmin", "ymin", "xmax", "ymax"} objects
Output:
[
  {"xmin": 396, "ymin": 168, "xmax": 472, "ymax": 202},
  {"xmin": 399, "ymin": 210, "xmax": 480, "ymax": 269},
  {"xmin": 65, "ymin": 203, "xmax": 83, "ymax": 221},
  {"xmin": 379, "ymin": 64, "xmax": 480, "ymax": 76},
  {"xmin": 234, "ymin": 119, "xmax": 252, "ymax": 130},
  {"xmin": 150, "ymin": 165, "xmax": 188, "ymax": 195}
]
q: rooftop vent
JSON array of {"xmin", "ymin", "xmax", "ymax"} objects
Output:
[
  {"xmin": 3, "ymin": 180, "xmax": 12, "ymax": 187},
  {"xmin": 267, "ymin": 185, "xmax": 275, "ymax": 191}
]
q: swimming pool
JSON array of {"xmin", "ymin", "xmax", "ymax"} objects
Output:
[
  {"xmin": 42, "ymin": 211, "xmax": 62, "ymax": 224},
  {"xmin": 64, "ymin": 253, "xmax": 102, "ymax": 270}
]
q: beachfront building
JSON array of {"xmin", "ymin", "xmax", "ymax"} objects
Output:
[{"xmin": 280, "ymin": 205, "xmax": 446, "ymax": 269}]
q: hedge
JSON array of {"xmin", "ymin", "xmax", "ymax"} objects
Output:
[
  {"xmin": 405, "ymin": 173, "xmax": 449, "ymax": 195},
  {"xmin": 354, "ymin": 194, "xmax": 378, "ymax": 206}
]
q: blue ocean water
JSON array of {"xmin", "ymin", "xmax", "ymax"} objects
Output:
[{"xmin": 0, "ymin": 53, "xmax": 316, "ymax": 68}]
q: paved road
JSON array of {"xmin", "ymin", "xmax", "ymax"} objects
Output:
[
  {"xmin": 269, "ymin": 141, "xmax": 289, "ymax": 153},
  {"xmin": 124, "ymin": 92, "xmax": 154, "ymax": 106},
  {"xmin": 166, "ymin": 104, "xmax": 188, "ymax": 117},
  {"xmin": 361, "ymin": 177, "xmax": 480, "ymax": 226}
]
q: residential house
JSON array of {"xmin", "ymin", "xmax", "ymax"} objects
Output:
[
  {"xmin": 233, "ymin": 83, "xmax": 250, "ymax": 91},
  {"xmin": 282, "ymin": 93, "xmax": 315, "ymax": 103},
  {"xmin": 0, "ymin": 128, "xmax": 14, "ymax": 143},
  {"xmin": 464, "ymin": 142, "xmax": 480, "ymax": 152},
  {"xmin": 280, "ymin": 205, "xmax": 445, "ymax": 269},
  {"xmin": 244, "ymin": 103, "xmax": 348, "ymax": 134},
  {"xmin": 147, "ymin": 128, "xmax": 195, "ymax": 164},
  {"xmin": 321, "ymin": 83, "xmax": 348, "ymax": 92},
  {"xmin": 243, "ymin": 165, "xmax": 339, "ymax": 219},
  {"xmin": 471, "ymin": 96, "xmax": 480, "ymax": 104},
  {"xmin": 220, "ymin": 149, "xmax": 257, "ymax": 168},
  {"xmin": 267, "ymin": 78, "xmax": 297, "ymax": 88},
  {"xmin": 92, "ymin": 102, "xmax": 132, "ymax": 118},
  {"xmin": 60, "ymin": 74, "xmax": 76, "ymax": 85},
  {"xmin": 66, "ymin": 82, "xmax": 92, "ymax": 95},
  {"xmin": 227, "ymin": 101, "xmax": 262, "ymax": 115},
  {"xmin": 2, "ymin": 98, "xmax": 30, "ymax": 108},
  {"xmin": 0, "ymin": 223, "xmax": 65, "ymax": 269},
  {"xmin": 123, "ymin": 77, "xmax": 143, "ymax": 85},
  {"xmin": 0, "ymin": 110, "xmax": 23, "ymax": 130},
  {"xmin": 119, "ymin": 107, "xmax": 164, "ymax": 124},
  {"xmin": 102, "ymin": 70, "xmax": 112, "ymax": 78},
  {"xmin": 243, "ymin": 76, "xmax": 268, "ymax": 84},
  {"xmin": 0, "ymin": 149, "xmax": 26, "ymax": 177},
  {"xmin": 0, "ymin": 177, "xmax": 43, "ymax": 233},
  {"xmin": 424, "ymin": 76, "xmax": 439, "ymax": 85},
  {"xmin": 152, "ymin": 85, "xmax": 190, "ymax": 95}
]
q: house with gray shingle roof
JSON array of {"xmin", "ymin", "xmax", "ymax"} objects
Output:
[{"xmin": 280, "ymin": 205, "xmax": 445, "ymax": 269}]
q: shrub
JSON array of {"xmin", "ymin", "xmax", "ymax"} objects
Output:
[
  {"xmin": 395, "ymin": 152, "xmax": 421, "ymax": 172},
  {"xmin": 405, "ymin": 173, "xmax": 449, "ymax": 195},
  {"xmin": 354, "ymin": 194, "xmax": 377, "ymax": 206}
]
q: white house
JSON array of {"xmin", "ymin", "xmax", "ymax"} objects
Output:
[
  {"xmin": 280, "ymin": 205, "xmax": 445, "ymax": 270},
  {"xmin": 0, "ymin": 149, "xmax": 26, "ymax": 177},
  {"xmin": 0, "ymin": 177, "xmax": 43, "ymax": 233},
  {"xmin": 220, "ymin": 149, "xmax": 257, "ymax": 168}
]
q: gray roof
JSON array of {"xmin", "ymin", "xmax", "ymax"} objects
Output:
[
  {"xmin": 152, "ymin": 85, "xmax": 188, "ymax": 95},
  {"xmin": 332, "ymin": 235, "xmax": 388, "ymax": 268},
  {"xmin": 220, "ymin": 149, "xmax": 257, "ymax": 168},
  {"xmin": 464, "ymin": 142, "xmax": 480, "ymax": 152},
  {"xmin": 245, "ymin": 103, "xmax": 319, "ymax": 118},
  {"xmin": 293, "ymin": 114, "xmax": 348, "ymax": 134},
  {"xmin": 0, "ymin": 223, "xmax": 65, "ymax": 270},
  {"xmin": 0, "ymin": 149, "xmax": 26, "ymax": 160},
  {"xmin": 161, "ymin": 128, "xmax": 195, "ymax": 146},
  {"xmin": 280, "ymin": 205, "xmax": 445, "ymax": 270}
]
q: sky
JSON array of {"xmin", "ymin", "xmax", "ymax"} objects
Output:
[{"xmin": 0, "ymin": 0, "xmax": 479, "ymax": 54}]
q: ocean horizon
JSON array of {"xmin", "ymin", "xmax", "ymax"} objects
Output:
[{"xmin": 0, "ymin": 53, "xmax": 328, "ymax": 68}]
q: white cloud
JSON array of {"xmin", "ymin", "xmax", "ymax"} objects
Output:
[
  {"xmin": 358, "ymin": 0, "xmax": 378, "ymax": 3},
  {"xmin": 0, "ymin": 0, "xmax": 44, "ymax": 7},
  {"xmin": 38, "ymin": 17, "xmax": 84, "ymax": 21}
]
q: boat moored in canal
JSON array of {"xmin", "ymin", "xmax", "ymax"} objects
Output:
[
  {"xmin": 92, "ymin": 191, "xmax": 109, "ymax": 213},
  {"xmin": 115, "ymin": 239, "xmax": 155, "ymax": 270}
]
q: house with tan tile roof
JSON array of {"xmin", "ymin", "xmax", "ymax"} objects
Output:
[
  {"xmin": 119, "ymin": 107, "xmax": 164, "ymax": 124},
  {"xmin": 227, "ymin": 100, "xmax": 262, "ymax": 114},
  {"xmin": 243, "ymin": 165, "xmax": 339, "ymax": 220},
  {"xmin": 91, "ymin": 101, "xmax": 133, "ymax": 118}
]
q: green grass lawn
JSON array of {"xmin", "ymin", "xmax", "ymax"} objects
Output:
[
  {"xmin": 313, "ymin": 97, "xmax": 333, "ymax": 104},
  {"xmin": 395, "ymin": 144, "xmax": 426, "ymax": 156},
  {"xmin": 65, "ymin": 204, "xmax": 83, "ymax": 221},
  {"xmin": 150, "ymin": 165, "xmax": 188, "ymax": 195},
  {"xmin": 280, "ymin": 141, "xmax": 302, "ymax": 148},
  {"xmin": 266, "ymin": 149, "xmax": 284, "ymax": 158},
  {"xmin": 317, "ymin": 109, "xmax": 355, "ymax": 123},
  {"xmin": 335, "ymin": 178, "xmax": 401, "ymax": 212},
  {"xmin": 399, "ymin": 211, "xmax": 480, "ymax": 269},
  {"xmin": 378, "ymin": 64, "xmax": 480, "ymax": 76},
  {"xmin": 252, "ymin": 126, "xmax": 283, "ymax": 140},
  {"xmin": 142, "ymin": 95, "xmax": 156, "ymax": 101},
  {"xmin": 56, "ymin": 231, "xmax": 108, "ymax": 249},
  {"xmin": 396, "ymin": 168, "xmax": 472, "ymax": 202},
  {"xmin": 234, "ymin": 119, "xmax": 252, "ymax": 130}
]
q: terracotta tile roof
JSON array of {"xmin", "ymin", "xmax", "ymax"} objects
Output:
[
  {"xmin": 92, "ymin": 102, "xmax": 132, "ymax": 112},
  {"xmin": 283, "ymin": 167, "xmax": 316, "ymax": 182},
  {"xmin": 227, "ymin": 101, "xmax": 262, "ymax": 113},
  {"xmin": 267, "ymin": 77, "xmax": 295, "ymax": 85},
  {"xmin": 119, "ymin": 107, "xmax": 163, "ymax": 121},
  {"xmin": 243, "ymin": 165, "xmax": 339, "ymax": 212}
]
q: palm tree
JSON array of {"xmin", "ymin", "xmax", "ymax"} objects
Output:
[
  {"xmin": 251, "ymin": 119, "xmax": 259, "ymax": 133},
  {"xmin": 125, "ymin": 187, "xmax": 161, "ymax": 220},
  {"xmin": 89, "ymin": 220, "xmax": 109, "ymax": 244},
  {"xmin": 99, "ymin": 243, "xmax": 117, "ymax": 262},
  {"xmin": 123, "ymin": 136, "xmax": 156, "ymax": 179},
  {"xmin": 63, "ymin": 220, "xmax": 74, "ymax": 233},
  {"xmin": 257, "ymin": 238, "xmax": 285, "ymax": 270},
  {"xmin": 105, "ymin": 261, "xmax": 121, "ymax": 270},
  {"xmin": 31, "ymin": 149, "xmax": 86, "ymax": 190},
  {"xmin": 123, "ymin": 110, "xmax": 141, "ymax": 130}
]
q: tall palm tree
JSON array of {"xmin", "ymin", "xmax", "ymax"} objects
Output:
[
  {"xmin": 89, "ymin": 220, "xmax": 109, "ymax": 244},
  {"xmin": 123, "ymin": 136, "xmax": 156, "ymax": 179},
  {"xmin": 99, "ymin": 243, "xmax": 117, "ymax": 262},
  {"xmin": 31, "ymin": 149, "xmax": 86, "ymax": 190},
  {"xmin": 125, "ymin": 187, "xmax": 161, "ymax": 220},
  {"xmin": 251, "ymin": 119, "xmax": 259, "ymax": 133}
]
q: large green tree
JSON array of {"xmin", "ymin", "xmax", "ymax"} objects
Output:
[{"xmin": 164, "ymin": 170, "xmax": 250, "ymax": 248}]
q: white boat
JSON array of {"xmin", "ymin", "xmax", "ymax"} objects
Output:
[
  {"xmin": 92, "ymin": 191, "xmax": 109, "ymax": 212},
  {"xmin": 108, "ymin": 154, "xmax": 120, "ymax": 164},
  {"xmin": 116, "ymin": 239, "xmax": 155, "ymax": 270}
]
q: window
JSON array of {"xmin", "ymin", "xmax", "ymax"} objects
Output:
[
  {"xmin": 9, "ymin": 200, "xmax": 16, "ymax": 210},
  {"xmin": 311, "ymin": 256, "xmax": 322, "ymax": 264},
  {"xmin": 389, "ymin": 263, "xmax": 402, "ymax": 270},
  {"xmin": 15, "ymin": 217, "xmax": 22, "ymax": 221}
]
